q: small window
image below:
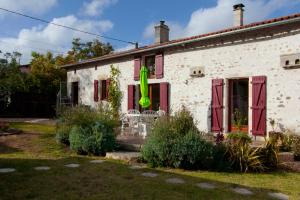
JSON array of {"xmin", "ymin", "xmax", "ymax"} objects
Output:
[
  {"xmin": 295, "ymin": 59, "xmax": 300, "ymax": 65},
  {"xmin": 100, "ymin": 80, "xmax": 107, "ymax": 100},
  {"xmin": 145, "ymin": 55, "xmax": 156, "ymax": 78},
  {"xmin": 285, "ymin": 60, "xmax": 290, "ymax": 66}
]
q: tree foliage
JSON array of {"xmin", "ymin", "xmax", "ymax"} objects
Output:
[{"xmin": 67, "ymin": 38, "xmax": 113, "ymax": 62}]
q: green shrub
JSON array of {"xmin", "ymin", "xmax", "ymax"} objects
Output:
[
  {"xmin": 227, "ymin": 132, "xmax": 252, "ymax": 145},
  {"xmin": 142, "ymin": 108, "xmax": 213, "ymax": 169},
  {"xmin": 69, "ymin": 122, "xmax": 115, "ymax": 156},
  {"xmin": 172, "ymin": 131, "xmax": 214, "ymax": 169},
  {"xmin": 55, "ymin": 124, "xmax": 71, "ymax": 145},
  {"xmin": 291, "ymin": 134, "xmax": 300, "ymax": 161},
  {"xmin": 172, "ymin": 106, "xmax": 198, "ymax": 136},
  {"xmin": 211, "ymin": 144, "xmax": 232, "ymax": 171},
  {"xmin": 226, "ymin": 143, "xmax": 264, "ymax": 173}
]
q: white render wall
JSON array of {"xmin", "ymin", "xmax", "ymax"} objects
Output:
[{"xmin": 67, "ymin": 31, "xmax": 300, "ymax": 136}]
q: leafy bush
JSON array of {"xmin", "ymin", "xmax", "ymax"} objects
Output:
[
  {"xmin": 56, "ymin": 124, "xmax": 71, "ymax": 145},
  {"xmin": 227, "ymin": 132, "xmax": 252, "ymax": 145},
  {"xmin": 69, "ymin": 122, "xmax": 115, "ymax": 156},
  {"xmin": 142, "ymin": 108, "xmax": 212, "ymax": 169},
  {"xmin": 172, "ymin": 131, "xmax": 214, "ymax": 169},
  {"xmin": 56, "ymin": 104, "xmax": 118, "ymax": 155},
  {"xmin": 211, "ymin": 144, "xmax": 232, "ymax": 171},
  {"xmin": 291, "ymin": 134, "xmax": 300, "ymax": 161},
  {"xmin": 172, "ymin": 106, "xmax": 198, "ymax": 136}
]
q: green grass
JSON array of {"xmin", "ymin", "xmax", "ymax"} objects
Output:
[{"xmin": 0, "ymin": 122, "xmax": 299, "ymax": 200}]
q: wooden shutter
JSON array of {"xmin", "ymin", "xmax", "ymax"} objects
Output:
[
  {"xmin": 252, "ymin": 76, "xmax": 267, "ymax": 136},
  {"xmin": 106, "ymin": 79, "xmax": 110, "ymax": 99},
  {"xmin": 94, "ymin": 80, "xmax": 98, "ymax": 102},
  {"xmin": 134, "ymin": 57, "xmax": 141, "ymax": 81},
  {"xmin": 155, "ymin": 53, "xmax": 164, "ymax": 79},
  {"xmin": 211, "ymin": 79, "xmax": 224, "ymax": 132},
  {"xmin": 160, "ymin": 82, "xmax": 169, "ymax": 113},
  {"xmin": 128, "ymin": 85, "xmax": 135, "ymax": 110}
]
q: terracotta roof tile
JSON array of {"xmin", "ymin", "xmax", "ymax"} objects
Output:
[{"xmin": 64, "ymin": 13, "xmax": 300, "ymax": 67}]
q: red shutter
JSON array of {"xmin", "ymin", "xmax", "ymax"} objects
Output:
[
  {"xmin": 252, "ymin": 76, "xmax": 267, "ymax": 136},
  {"xmin": 155, "ymin": 53, "xmax": 164, "ymax": 79},
  {"xmin": 211, "ymin": 79, "xmax": 224, "ymax": 132},
  {"xmin": 94, "ymin": 80, "xmax": 98, "ymax": 102},
  {"xmin": 128, "ymin": 85, "xmax": 135, "ymax": 110},
  {"xmin": 160, "ymin": 82, "xmax": 169, "ymax": 113},
  {"xmin": 106, "ymin": 79, "xmax": 110, "ymax": 99},
  {"xmin": 134, "ymin": 57, "xmax": 141, "ymax": 81}
]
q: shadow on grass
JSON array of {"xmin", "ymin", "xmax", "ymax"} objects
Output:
[
  {"xmin": 0, "ymin": 142, "xmax": 22, "ymax": 154},
  {"xmin": 0, "ymin": 157, "xmax": 291, "ymax": 200}
]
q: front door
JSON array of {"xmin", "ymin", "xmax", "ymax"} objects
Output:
[
  {"xmin": 228, "ymin": 79, "xmax": 249, "ymax": 133},
  {"xmin": 71, "ymin": 82, "xmax": 79, "ymax": 106}
]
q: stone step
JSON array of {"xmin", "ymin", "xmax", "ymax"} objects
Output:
[
  {"xmin": 116, "ymin": 141, "xmax": 142, "ymax": 152},
  {"xmin": 281, "ymin": 161, "xmax": 300, "ymax": 172},
  {"xmin": 105, "ymin": 151, "xmax": 141, "ymax": 162},
  {"xmin": 278, "ymin": 152, "xmax": 294, "ymax": 163}
]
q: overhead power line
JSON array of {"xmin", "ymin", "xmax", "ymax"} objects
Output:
[{"xmin": 0, "ymin": 7, "xmax": 138, "ymax": 46}]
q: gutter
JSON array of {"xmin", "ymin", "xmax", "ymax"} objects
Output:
[{"xmin": 62, "ymin": 16, "xmax": 300, "ymax": 69}]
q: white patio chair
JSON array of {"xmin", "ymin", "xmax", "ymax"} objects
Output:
[
  {"xmin": 157, "ymin": 109, "xmax": 166, "ymax": 117},
  {"xmin": 120, "ymin": 113, "xmax": 129, "ymax": 135},
  {"xmin": 127, "ymin": 109, "xmax": 140, "ymax": 135}
]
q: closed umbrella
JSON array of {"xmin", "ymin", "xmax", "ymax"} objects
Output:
[{"xmin": 139, "ymin": 65, "xmax": 151, "ymax": 108}]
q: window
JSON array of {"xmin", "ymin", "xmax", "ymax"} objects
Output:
[
  {"xmin": 100, "ymin": 80, "xmax": 108, "ymax": 100},
  {"xmin": 295, "ymin": 59, "xmax": 300, "ymax": 65},
  {"xmin": 285, "ymin": 60, "xmax": 290, "ymax": 66},
  {"xmin": 145, "ymin": 55, "xmax": 156, "ymax": 78}
]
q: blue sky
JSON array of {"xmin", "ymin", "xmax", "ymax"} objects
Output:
[{"xmin": 0, "ymin": 0, "xmax": 300, "ymax": 63}]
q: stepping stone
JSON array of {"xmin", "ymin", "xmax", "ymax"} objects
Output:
[
  {"xmin": 64, "ymin": 164, "xmax": 80, "ymax": 168},
  {"xmin": 0, "ymin": 168, "xmax": 15, "ymax": 173},
  {"xmin": 165, "ymin": 178, "xmax": 185, "ymax": 184},
  {"xmin": 232, "ymin": 187, "xmax": 253, "ymax": 195},
  {"xmin": 129, "ymin": 165, "xmax": 145, "ymax": 169},
  {"xmin": 268, "ymin": 192, "xmax": 289, "ymax": 200},
  {"xmin": 34, "ymin": 166, "xmax": 50, "ymax": 171},
  {"xmin": 196, "ymin": 182, "xmax": 216, "ymax": 189},
  {"xmin": 141, "ymin": 172, "xmax": 158, "ymax": 177},
  {"xmin": 90, "ymin": 160, "xmax": 105, "ymax": 164}
]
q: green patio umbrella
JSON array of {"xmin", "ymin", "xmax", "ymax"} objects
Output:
[{"xmin": 139, "ymin": 65, "xmax": 151, "ymax": 108}]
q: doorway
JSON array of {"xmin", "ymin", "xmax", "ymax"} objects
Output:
[
  {"xmin": 228, "ymin": 79, "xmax": 249, "ymax": 132},
  {"xmin": 71, "ymin": 82, "xmax": 79, "ymax": 106}
]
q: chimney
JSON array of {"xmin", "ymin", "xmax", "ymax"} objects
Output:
[
  {"xmin": 233, "ymin": 3, "xmax": 245, "ymax": 27},
  {"xmin": 155, "ymin": 21, "xmax": 169, "ymax": 44}
]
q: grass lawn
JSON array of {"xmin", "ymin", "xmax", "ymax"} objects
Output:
[{"xmin": 0, "ymin": 122, "xmax": 299, "ymax": 200}]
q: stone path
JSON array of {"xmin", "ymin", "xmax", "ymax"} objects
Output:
[
  {"xmin": 34, "ymin": 166, "xmax": 51, "ymax": 171},
  {"xmin": 268, "ymin": 192, "xmax": 289, "ymax": 200},
  {"xmin": 64, "ymin": 164, "xmax": 80, "ymax": 168},
  {"xmin": 0, "ymin": 162, "xmax": 291, "ymax": 199},
  {"xmin": 232, "ymin": 187, "xmax": 253, "ymax": 195},
  {"xmin": 141, "ymin": 172, "xmax": 158, "ymax": 177},
  {"xmin": 196, "ymin": 182, "xmax": 216, "ymax": 189},
  {"xmin": 90, "ymin": 160, "xmax": 105, "ymax": 164},
  {"xmin": 0, "ymin": 168, "xmax": 16, "ymax": 173},
  {"xmin": 165, "ymin": 178, "xmax": 185, "ymax": 184}
]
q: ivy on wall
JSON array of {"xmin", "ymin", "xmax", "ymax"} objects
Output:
[{"xmin": 108, "ymin": 65, "xmax": 122, "ymax": 119}]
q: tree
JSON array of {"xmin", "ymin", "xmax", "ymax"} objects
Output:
[
  {"xmin": 67, "ymin": 38, "xmax": 113, "ymax": 62},
  {"xmin": 0, "ymin": 51, "xmax": 25, "ymax": 105},
  {"xmin": 108, "ymin": 65, "xmax": 122, "ymax": 119},
  {"xmin": 29, "ymin": 51, "xmax": 66, "ymax": 94}
]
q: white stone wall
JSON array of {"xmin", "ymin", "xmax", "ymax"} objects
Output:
[{"xmin": 67, "ymin": 31, "xmax": 300, "ymax": 136}]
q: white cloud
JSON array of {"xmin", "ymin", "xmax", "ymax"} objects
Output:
[
  {"xmin": 81, "ymin": 0, "xmax": 118, "ymax": 16},
  {"xmin": 143, "ymin": 0, "xmax": 300, "ymax": 41},
  {"xmin": 0, "ymin": 0, "xmax": 57, "ymax": 16},
  {"xmin": 0, "ymin": 15, "xmax": 113, "ymax": 64}
]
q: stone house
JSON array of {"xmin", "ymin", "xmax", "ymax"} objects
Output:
[{"xmin": 63, "ymin": 4, "xmax": 300, "ymax": 139}]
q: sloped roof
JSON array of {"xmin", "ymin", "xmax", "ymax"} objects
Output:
[{"xmin": 63, "ymin": 13, "xmax": 300, "ymax": 68}]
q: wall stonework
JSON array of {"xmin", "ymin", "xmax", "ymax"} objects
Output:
[{"xmin": 67, "ymin": 30, "xmax": 300, "ymax": 137}]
